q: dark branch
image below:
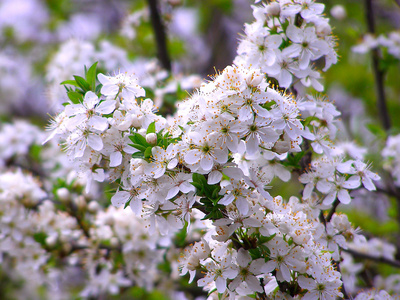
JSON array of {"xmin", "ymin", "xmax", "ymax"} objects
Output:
[
  {"xmin": 343, "ymin": 248, "xmax": 400, "ymax": 268},
  {"xmin": 148, "ymin": 0, "xmax": 172, "ymax": 71},
  {"xmin": 326, "ymin": 199, "xmax": 340, "ymax": 222},
  {"xmin": 365, "ymin": 0, "xmax": 391, "ymax": 131}
]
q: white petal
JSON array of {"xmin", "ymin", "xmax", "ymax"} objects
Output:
[
  {"xmin": 208, "ymin": 170, "xmax": 223, "ymax": 184},
  {"xmin": 88, "ymin": 116, "xmax": 108, "ymax": 132},
  {"xmin": 110, "ymin": 151, "xmax": 123, "ymax": 167},
  {"xmin": 184, "ymin": 149, "xmax": 201, "ymax": 164},
  {"xmin": 338, "ymin": 189, "xmax": 351, "ymax": 204},
  {"xmin": 87, "ymin": 134, "xmax": 103, "ymax": 151},
  {"xmin": 200, "ymin": 155, "xmax": 213, "ymax": 171},
  {"xmin": 84, "ymin": 91, "xmax": 99, "ymax": 109},
  {"xmin": 130, "ymin": 198, "xmax": 143, "ymax": 215},
  {"xmin": 111, "ymin": 191, "xmax": 130, "ymax": 207},
  {"xmin": 96, "ymin": 100, "xmax": 116, "ymax": 114},
  {"xmin": 166, "ymin": 186, "xmax": 180, "ymax": 200}
]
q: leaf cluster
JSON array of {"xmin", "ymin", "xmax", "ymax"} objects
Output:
[{"xmin": 61, "ymin": 62, "xmax": 102, "ymax": 104}]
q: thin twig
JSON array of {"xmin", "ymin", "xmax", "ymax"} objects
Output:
[
  {"xmin": 148, "ymin": 0, "xmax": 172, "ymax": 71},
  {"xmin": 343, "ymin": 248, "xmax": 400, "ymax": 268},
  {"xmin": 365, "ymin": 0, "xmax": 391, "ymax": 131}
]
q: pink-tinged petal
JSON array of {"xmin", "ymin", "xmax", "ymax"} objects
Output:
[
  {"xmin": 323, "ymin": 191, "xmax": 337, "ymax": 205},
  {"xmin": 166, "ymin": 186, "xmax": 180, "ymax": 200},
  {"xmin": 130, "ymin": 198, "xmax": 143, "ymax": 215},
  {"xmin": 237, "ymin": 248, "xmax": 251, "ymax": 267},
  {"xmin": 65, "ymin": 104, "xmax": 85, "ymax": 117},
  {"xmin": 96, "ymin": 100, "xmax": 116, "ymax": 114},
  {"xmin": 87, "ymin": 134, "xmax": 103, "ymax": 151},
  {"xmin": 298, "ymin": 276, "xmax": 315, "ymax": 290},
  {"xmin": 215, "ymin": 277, "xmax": 226, "ymax": 293},
  {"xmin": 88, "ymin": 115, "xmax": 108, "ymax": 132},
  {"xmin": 111, "ymin": 191, "xmax": 130, "ymax": 207},
  {"xmin": 208, "ymin": 170, "xmax": 223, "ymax": 184},
  {"xmin": 84, "ymin": 91, "xmax": 99, "ymax": 109},
  {"xmin": 110, "ymin": 151, "xmax": 122, "ymax": 167},
  {"xmin": 338, "ymin": 189, "xmax": 351, "ymax": 204},
  {"xmin": 184, "ymin": 149, "xmax": 201, "ymax": 164}
]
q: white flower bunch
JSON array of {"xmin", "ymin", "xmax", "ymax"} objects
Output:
[
  {"xmin": 353, "ymin": 31, "xmax": 400, "ymax": 60},
  {"xmin": 234, "ymin": 0, "xmax": 338, "ymax": 92}
]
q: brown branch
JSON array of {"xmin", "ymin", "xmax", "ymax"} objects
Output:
[
  {"xmin": 343, "ymin": 247, "xmax": 400, "ymax": 268},
  {"xmin": 148, "ymin": 0, "xmax": 172, "ymax": 71}
]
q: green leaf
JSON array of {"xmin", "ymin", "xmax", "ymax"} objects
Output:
[
  {"xmin": 85, "ymin": 62, "xmax": 98, "ymax": 90},
  {"xmin": 147, "ymin": 121, "xmax": 156, "ymax": 134},
  {"xmin": 67, "ymin": 91, "xmax": 83, "ymax": 104},
  {"xmin": 60, "ymin": 80, "xmax": 81, "ymax": 88},
  {"xmin": 73, "ymin": 75, "xmax": 91, "ymax": 92},
  {"xmin": 130, "ymin": 143, "xmax": 147, "ymax": 152},
  {"xmin": 190, "ymin": 181, "xmax": 203, "ymax": 191},
  {"xmin": 144, "ymin": 146, "xmax": 153, "ymax": 159},
  {"xmin": 124, "ymin": 199, "xmax": 132, "ymax": 209},
  {"xmin": 33, "ymin": 232, "xmax": 48, "ymax": 246},
  {"xmin": 131, "ymin": 152, "xmax": 144, "ymax": 159}
]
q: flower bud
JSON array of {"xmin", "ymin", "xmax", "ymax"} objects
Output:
[
  {"xmin": 87, "ymin": 201, "xmax": 99, "ymax": 213},
  {"xmin": 110, "ymin": 237, "xmax": 119, "ymax": 247},
  {"xmin": 57, "ymin": 188, "xmax": 70, "ymax": 202},
  {"xmin": 74, "ymin": 195, "xmax": 86, "ymax": 210},
  {"xmin": 146, "ymin": 133, "xmax": 157, "ymax": 145},
  {"xmin": 274, "ymin": 140, "xmax": 291, "ymax": 154},
  {"xmin": 330, "ymin": 5, "xmax": 346, "ymax": 20},
  {"xmin": 266, "ymin": 2, "xmax": 280, "ymax": 16},
  {"xmin": 245, "ymin": 72, "xmax": 263, "ymax": 87},
  {"xmin": 45, "ymin": 235, "xmax": 58, "ymax": 247}
]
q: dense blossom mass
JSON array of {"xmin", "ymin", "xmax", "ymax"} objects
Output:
[{"xmin": 1, "ymin": 0, "xmax": 400, "ymax": 299}]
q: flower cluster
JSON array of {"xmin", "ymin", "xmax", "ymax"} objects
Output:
[
  {"xmin": 353, "ymin": 31, "xmax": 400, "ymax": 60},
  {"xmin": 234, "ymin": 0, "xmax": 338, "ymax": 92}
]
